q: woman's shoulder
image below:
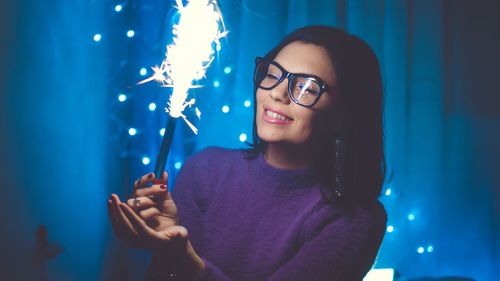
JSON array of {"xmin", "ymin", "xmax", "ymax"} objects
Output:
[{"xmin": 301, "ymin": 199, "xmax": 387, "ymax": 240}]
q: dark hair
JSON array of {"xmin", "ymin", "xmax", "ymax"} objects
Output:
[{"xmin": 248, "ymin": 25, "xmax": 387, "ymax": 205}]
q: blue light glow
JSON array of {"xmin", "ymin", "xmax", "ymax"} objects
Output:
[
  {"xmin": 408, "ymin": 213, "xmax": 415, "ymax": 221},
  {"xmin": 385, "ymin": 188, "xmax": 392, "ymax": 196},
  {"xmin": 142, "ymin": 156, "xmax": 150, "ymax": 165},
  {"xmin": 128, "ymin": 128, "xmax": 137, "ymax": 136},
  {"xmin": 148, "ymin": 103, "xmax": 157, "ymax": 111},
  {"xmin": 213, "ymin": 80, "xmax": 220, "ymax": 87},
  {"xmin": 222, "ymin": 105, "xmax": 229, "ymax": 113},
  {"xmin": 93, "ymin": 34, "xmax": 102, "ymax": 42},
  {"xmin": 118, "ymin": 94, "xmax": 127, "ymax": 102},
  {"xmin": 174, "ymin": 162, "xmax": 182, "ymax": 170},
  {"xmin": 223, "ymin": 66, "xmax": 232, "ymax": 74},
  {"xmin": 127, "ymin": 30, "xmax": 135, "ymax": 38},
  {"xmin": 244, "ymin": 100, "xmax": 251, "ymax": 107},
  {"xmin": 427, "ymin": 245, "xmax": 434, "ymax": 253},
  {"xmin": 140, "ymin": 68, "xmax": 147, "ymax": 76},
  {"xmin": 387, "ymin": 225, "xmax": 394, "ymax": 233},
  {"xmin": 417, "ymin": 247, "xmax": 425, "ymax": 254},
  {"xmin": 239, "ymin": 133, "xmax": 247, "ymax": 142},
  {"xmin": 159, "ymin": 128, "xmax": 165, "ymax": 136},
  {"xmin": 114, "ymin": 5, "xmax": 122, "ymax": 12}
]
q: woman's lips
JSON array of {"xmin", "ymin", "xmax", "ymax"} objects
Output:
[{"xmin": 262, "ymin": 107, "xmax": 293, "ymax": 125}]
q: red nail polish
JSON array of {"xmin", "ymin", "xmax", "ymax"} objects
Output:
[
  {"xmin": 148, "ymin": 173, "xmax": 154, "ymax": 179},
  {"xmin": 160, "ymin": 184, "xmax": 167, "ymax": 189}
]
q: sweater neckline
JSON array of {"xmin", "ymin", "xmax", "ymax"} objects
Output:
[{"xmin": 254, "ymin": 151, "xmax": 319, "ymax": 197}]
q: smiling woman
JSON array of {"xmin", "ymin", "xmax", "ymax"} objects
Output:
[{"xmin": 107, "ymin": 25, "xmax": 387, "ymax": 281}]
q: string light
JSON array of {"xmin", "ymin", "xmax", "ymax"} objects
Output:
[
  {"xmin": 222, "ymin": 105, "xmax": 229, "ymax": 113},
  {"xmin": 141, "ymin": 156, "xmax": 151, "ymax": 165},
  {"xmin": 159, "ymin": 128, "xmax": 165, "ymax": 136},
  {"xmin": 427, "ymin": 245, "xmax": 434, "ymax": 253},
  {"xmin": 174, "ymin": 162, "xmax": 182, "ymax": 170},
  {"xmin": 239, "ymin": 133, "xmax": 247, "ymax": 142},
  {"xmin": 385, "ymin": 188, "xmax": 392, "ymax": 196},
  {"xmin": 244, "ymin": 100, "xmax": 251, "ymax": 107},
  {"xmin": 408, "ymin": 213, "xmax": 415, "ymax": 221},
  {"xmin": 114, "ymin": 4, "xmax": 123, "ymax": 12},
  {"xmin": 148, "ymin": 102, "xmax": 157, "ymax": 111},
  {"xmin": 387, "ymin": 225, "xmax": 394, "ymax": 233},
  {"xmin": 128, "ymin": 128, "xmax": 137, "ymax": 136},
  {"xmin": 417, "ymin": 247, "xmax": 425, "ymax": 254},
  {"xmin": 140, "ymin": 68, "xmax": 148, "ymax": 76},
  {"xmin": 213, "ymin": 80, "xmax": 220, "ymax": 87},
  {"xmin": 118, "ymin": 94, "xmax": 127, "ymax": 102},
  {"xmin": 93, "ymin": 34, "xmax": 102, "ymax": 42},
  {"xmin": 223, "ymin": 66, "xmax": 232, "ymax": 74},
  {"xmin": 127, "ymin": 30, "xmax": 135, "ymax": 38}
]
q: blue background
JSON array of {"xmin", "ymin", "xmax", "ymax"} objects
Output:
[{"xmin": 1, "ymin": 0, "xmax": 499, "ymax": 280}]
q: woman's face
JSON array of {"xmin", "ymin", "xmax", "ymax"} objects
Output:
[{"xmin": 256, "ymin": 41, "xmax": 338, "ymax": 147}]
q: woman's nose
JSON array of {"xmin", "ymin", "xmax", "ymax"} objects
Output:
[{"xmin": 269, "ymin": 79, "xmax": 291, "ymax": 104}]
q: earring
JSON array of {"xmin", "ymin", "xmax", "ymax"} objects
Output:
[{"xmin": 334, "ymin": 136, "xmax": 344, "ymax": 197}]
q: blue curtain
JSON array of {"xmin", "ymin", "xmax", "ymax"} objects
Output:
[{"xmin": 1, "ymin": 0, "xmax": 498, "ymax": 280}]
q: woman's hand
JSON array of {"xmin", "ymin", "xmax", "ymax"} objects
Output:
[{"xmin": 107, "ymin": 172, "xmax": 188, "ymax": 254}]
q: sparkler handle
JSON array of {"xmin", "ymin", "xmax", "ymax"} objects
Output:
[{"xmin": 154, "ymin": 116, "xmax": 178, "ymax": 179}]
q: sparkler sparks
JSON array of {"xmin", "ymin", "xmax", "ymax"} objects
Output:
[{"xmin": 138, "ymin": 0, "xmax": 226, "ymax": 134}]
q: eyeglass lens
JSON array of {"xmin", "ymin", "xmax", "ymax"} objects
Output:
[{"xmin": 255, "ymin": 61, "xmax": 321, "ymax": 106}]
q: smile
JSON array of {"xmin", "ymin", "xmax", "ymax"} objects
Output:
[
  {"xmin": 265, "ymin": 110, "xmax": 292, "ymax": 121},
  {"xmin": 263, "ymin": 107, "xmax": 294, "ymax": 124}
]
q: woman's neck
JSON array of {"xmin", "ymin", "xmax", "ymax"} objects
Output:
[{"xmin": 264, "ymin": 142, "xmax": 316, "ymax": 170}]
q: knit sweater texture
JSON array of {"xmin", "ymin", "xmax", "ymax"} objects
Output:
[{"xmin": 171, "ymin": 147, "xmax": 387, "ymax": 281}]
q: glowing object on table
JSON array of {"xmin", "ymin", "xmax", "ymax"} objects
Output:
[
  {"xmin": 222, "ymin": 105, "xmax": 229, "ymax": 113},
  {"xmin": 118, "ymin": 94, "xmax": 127, "ymax": 102},
  {"xmin": 127, "ymin": 30, "xmax": 135, "ymax": 38},
  {"xmin": 386, "ymin": 225, "xmax": 394, "ymax": 233},
  {"xmin": 115, "ymin": 5, "xmax": 123, "ymax": 12},
  {"xmin": 128, "ymin": 128, "xmax": 137, "ymax": 136},
  {"xmin": 417, "ymin": 247, "xmax": 425, "ymax": 254},
  {"xmin": 93, "ymin": 34, "xmax": 102, "ymax": 42},
  {"xmin": 142, "ymin": 156, "xmax": 151, "ymax": 165},
  {"xmin": 137, "ymin": 0, "xmax": 226, "ymax": 134},
  {"xmin": 140, "ymin": 68, "xmax": 148, "ymax": 76},
  {"xmin": 149, "ymin": 103, "xmax": 157, "ymax": 111},
  {"xmin": 244, "ymin": 100, "xmax": 251, "ymax": 107},
  {"xmin": 223, "ymin": 66, "xmax": 231, "ymax": 74},
  {"xmin": 239, "ymin": 133, "xmax": 247, "ymax": 142}
]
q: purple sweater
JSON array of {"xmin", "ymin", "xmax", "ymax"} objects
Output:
[{"xmin": 171, "ymin": 147, "xmax": 387, "ymax": 281}]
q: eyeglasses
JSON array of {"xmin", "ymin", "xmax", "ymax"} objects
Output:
[{"xmin": 253, "ymin": 57, "xmax": 329, "ymax": 108}]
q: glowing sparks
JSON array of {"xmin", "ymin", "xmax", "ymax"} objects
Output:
[{"xmin": 138, "ymin": 0, "xmax": 226, "ymax": 134}]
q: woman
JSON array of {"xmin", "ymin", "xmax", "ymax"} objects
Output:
[{"xmin": 108, "ymin": 26, "xmax": 387, "ymax": 281}]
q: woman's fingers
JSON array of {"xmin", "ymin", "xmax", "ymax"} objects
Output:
[
  {"xmin": 119, "ymin": 203, "xmax": 161, "ymax": 240},
  {"xmin": 107, "ymin": 199, "xmax": 125, "ymax": 238},
  {"xmin": 152, "ymin": 171, "xmax": 169, "ymax": 185},
  {"xmin": 133, "ymin": 183, "xmax": 168, "ymax": 199},
  {"xmin": 110, "ymin": 194, "xmax": 139, "ymax": 237},
  {"xmin": 135, "ymin": 173, "xmax": 156, "ymax": 190}
]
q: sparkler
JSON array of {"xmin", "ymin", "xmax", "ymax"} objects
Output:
[{"xmin": 138, "ymin": 0, "xmax": 226, "ymax": 179}]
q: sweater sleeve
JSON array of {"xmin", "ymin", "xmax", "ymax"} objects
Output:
[{"xmin": 194, "ymin": 202, "xmax": 387, "ymax": 281}]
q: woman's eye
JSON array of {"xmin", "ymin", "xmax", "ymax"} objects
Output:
[{"xmin": 266, "ymin": 73, "xmax": 280, "ymax": 80}]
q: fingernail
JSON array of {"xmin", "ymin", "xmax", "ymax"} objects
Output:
[
  {"xmin": 148, "ymin": 173, "xmax": 154, "ymax": 179},
  {"xmin": 160, "ymin": 184, "xmax": 167, "ymax": 190}
]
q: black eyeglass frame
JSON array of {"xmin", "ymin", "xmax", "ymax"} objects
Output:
[{"xmin": 253, "ymin": 57, "xmax": 330, "ymax": 108}]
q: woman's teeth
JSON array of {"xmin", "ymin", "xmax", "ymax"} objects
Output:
[{"xmin": 265, "ymin": 110, "xmax": 291, "ymax": 121}]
